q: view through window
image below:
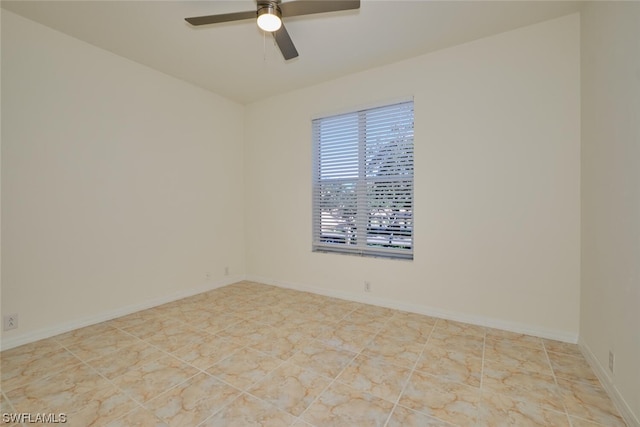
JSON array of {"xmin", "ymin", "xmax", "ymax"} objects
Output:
[{"xmin": 312, "ymin": 100, "xmax": 414, "ymax": 260}]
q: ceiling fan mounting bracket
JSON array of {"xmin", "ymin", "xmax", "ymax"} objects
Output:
[{"xmin": 257, "ymin": 0, "xmax": 281, "ymax": 8}]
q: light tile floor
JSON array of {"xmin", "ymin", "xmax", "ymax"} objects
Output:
[{"xmin": 0, "ymin": 281, "xmax": 627, "ymax": 426}]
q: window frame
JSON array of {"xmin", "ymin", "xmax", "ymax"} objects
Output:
[{"xmin": 311, "ymin": 100, "xmax": 415, "ymax": 260}]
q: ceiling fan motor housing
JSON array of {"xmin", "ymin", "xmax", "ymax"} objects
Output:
[{"xmin": 257, "ymin": 1, "xmax": 282, "ymax": 16}]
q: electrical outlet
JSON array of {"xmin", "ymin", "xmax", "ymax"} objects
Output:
[
  {"xmin": 609, "ymin": 350, "xmax": 614, "ymax": 373},
  {"xmin": 364, "ymin": 281, "xmax": 371, "ymax": 292},
  {"xmin": 3, "ymin": 314, "xmax": 18, "ymax": 331}
]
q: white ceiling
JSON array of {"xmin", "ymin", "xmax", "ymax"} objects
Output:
[{"xmin": 2, "ymin": 0, "xmax": 582, "ymax": 104}]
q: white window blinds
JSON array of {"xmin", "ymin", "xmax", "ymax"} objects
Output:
[{"xmin": 312, "ymin": 100, "xmax": 414, "ymax": 260}]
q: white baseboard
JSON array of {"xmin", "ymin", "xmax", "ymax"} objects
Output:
[
  {"xmin": 0, "ymin": 275, "xmax": 244, "ymax": 351},
  {"xmin": 1, "ymin": 274, "xmax": 579, "ymax": 351},
  {"xmin": 245, "ymin": 274, "xmax": 578, "ymax": 343},
  {"xmin": 579, "ymin": 339, "xmax": 640, "ymax": 427}
]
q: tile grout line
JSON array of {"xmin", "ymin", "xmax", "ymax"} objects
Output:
[
  {"xmin": 381, "ymin": 319, "xmax": 436, "ymax": 427},
  {"xmin": 1, "ymin": 344, "xmax": 81, "ymax": 397},
  {"xmin": 4, "ymin": 332, "xmax": 132, "ymax": 421},
  {"xmin": 105, "ymin": 286, "xmax": 288, "ymax": 425},
  {"xmin": 479, "ymin": 330, "xmax": 486, "ymax": 392},
  {"xmin": 68, "ymin": 321, "xmax": 247, "ymax": 425},
  {"xmin": 384, "ymin": 319, "xmax": 489, "ymax": 427},
  {"xmin": 478, "ymin": 329, "xmax": 487, "ymax": 426},
  {"xmin": 195, "ymin": 352, "xmax": 291, "ymax": 427},
  {"xmin": 292, "ymin": 311, "xmax": 385, "ymax": 426},
  {"xmin": 194, "ymin": 391, "xmax": 246, "ymax": 427},
  {"xmin": 51, "ymin": 340, "xmax": 154, "ymax": 421},
  {"xmin": 2, "ymin": 282, "xmax": 622, "ymax": 427},
  {"xmin": 195, "ymin": 300, "xmax": 366, "ymax": 426},
  {"xmin": 542, "ymin": 338, "xmax": 576, "ymax": 424},
  {"xmin": 291, "ymin": 340, "xmax": 363, "ymax": 425},
  {"xmin": 4, "ymin": 284, "xmax": 295, "ymax": 425},
  {"xmin": 66, "ymin": 331, "xmax": 196, "ymax": 390}
]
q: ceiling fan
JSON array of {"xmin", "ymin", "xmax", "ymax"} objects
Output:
[{"xmin": 185, "ymin": 0, "xmax": 361, "ymax": 60}]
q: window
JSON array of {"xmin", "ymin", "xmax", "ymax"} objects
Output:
[{"xmin": 312, "ymin": 100, "xmax": 414, "ymax": 260}]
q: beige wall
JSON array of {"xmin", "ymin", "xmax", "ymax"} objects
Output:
[
  {"xmin": 4, "ymin": 6, "xmax": 637, "ymax": 422},
  {"xmin": 244, "ymin": 14, "xmax": 581, "ymax": 340},
  {"xmin": 580, "ymin": 2, "xmax": 640, "ymax": 424},
  {"xmin": 1, "ymin": 11, "xmax": 246, "ymax": 346},
  {"xmin": 2, "ymin": 11, "xmax": 583, "ymax": 347}
]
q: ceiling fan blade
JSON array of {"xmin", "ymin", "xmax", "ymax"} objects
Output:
[
  {"xmin": 273, "ymin": 24, "xmax": 299, "ymax": 60},
  {"xmin": 185, "ymin": 10, "xmax": 255, "ymax": 26},
  {"xmin": 280, "ymin": 0, "xmax": 360, "ymax": 18}
]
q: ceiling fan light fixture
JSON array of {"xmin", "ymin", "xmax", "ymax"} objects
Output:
[{"xmin": 257, "ymin": 5, "xmax": 282, "ymax": 32}]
